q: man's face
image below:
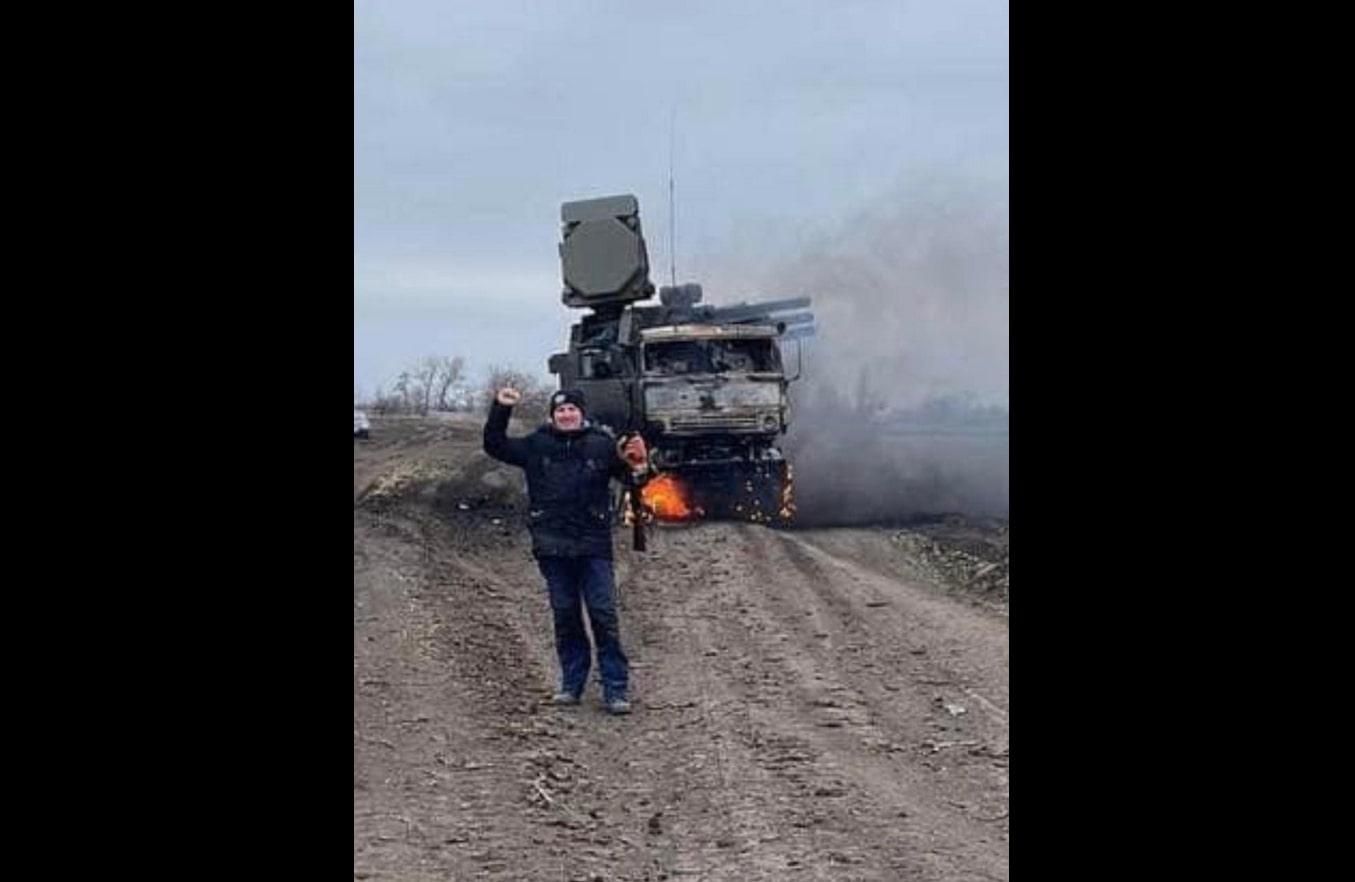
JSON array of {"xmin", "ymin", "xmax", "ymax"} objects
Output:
[{"xmin": 551, "ymin": 403, "xmax": 583, "ymax": 432}]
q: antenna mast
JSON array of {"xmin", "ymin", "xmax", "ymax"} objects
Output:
[{"xmin": 668, "ymin": 106, "xmax": 677, "ymax": 287}]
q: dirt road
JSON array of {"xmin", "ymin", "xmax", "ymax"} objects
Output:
[{"xmin": 354, "ymin": 417, "xmax": 1009, "ymax": 880}]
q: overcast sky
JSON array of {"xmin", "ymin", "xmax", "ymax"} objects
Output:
[{"xmin": 354, "ymin": 0, "xmax": 1008, "ymax": 402}]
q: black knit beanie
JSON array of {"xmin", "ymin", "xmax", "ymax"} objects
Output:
[{"xmin": 549, "ymin": 389, "xmax": 586, "ymax": 415}]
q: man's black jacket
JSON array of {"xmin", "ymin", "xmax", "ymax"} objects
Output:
[{"xmin": 483, "ymin": 401, "xmax": 640, "ymax": 559}]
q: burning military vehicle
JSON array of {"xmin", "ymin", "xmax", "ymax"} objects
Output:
[{"xmin": 547, "ymin": 194, "xmax": 813, "ymax": 525}]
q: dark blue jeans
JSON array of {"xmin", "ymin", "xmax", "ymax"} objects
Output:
[{"xmin": 537, "ymin": 556, "xmax": 629, "ymax": 701}]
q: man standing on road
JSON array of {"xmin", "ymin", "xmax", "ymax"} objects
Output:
[{"xmin": 483, "ymin": 386, "xmax": 650, "ymax": 715}]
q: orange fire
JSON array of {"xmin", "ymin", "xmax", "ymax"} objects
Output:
[
  {"xmin": 640, "ymin": 473, "xmax": 704, "ymax": 522},
  {"xmin": 779, "ymin": 463, "xmax": 796, "ymax": 521}
]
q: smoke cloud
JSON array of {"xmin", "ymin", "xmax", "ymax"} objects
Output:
[{"xmin": 768, "ymin": 175, "xmax": 1009, "ymax": 525}]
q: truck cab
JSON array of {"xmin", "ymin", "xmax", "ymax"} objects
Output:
[{"xmin": 639, "ymin": 324, "xmax": 789, "ymax": 438}]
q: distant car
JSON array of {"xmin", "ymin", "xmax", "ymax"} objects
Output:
[{"xmin": 354, "ymin": 410, "xmax": 371, "ymax": 439}]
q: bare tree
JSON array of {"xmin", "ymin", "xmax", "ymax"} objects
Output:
[
  {"xmin": 435, "ymin": 355, "xmax": 466, "ymax": 411},
  {"xmin": 393, "ymin": 371, "xmax": 413, "ymax": 413},
  {"xmin": 372, "ymin": 384, "xmax": 407, "ymax": 415},
  {"xmin": 484, "ymin": 364, "xmax": 551, "ymax": 421},
  {"xmin": 382, "ymin": 356, "xmax": 472, "ymax": 417},
  {"xmin": 413, "ymin": 357, "xmax": 441, "ymax": 415}
]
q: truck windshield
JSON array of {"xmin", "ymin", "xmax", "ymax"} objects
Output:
[{"xmin": 645, "ymin": 339, "xmax": 779, "ymax": 375}]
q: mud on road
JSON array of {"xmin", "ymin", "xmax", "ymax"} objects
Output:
[{"xmin": 354, "ymin": 416, "xmax": 1009, "ymax": 881}]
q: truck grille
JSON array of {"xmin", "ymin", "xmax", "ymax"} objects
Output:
[{"xmin": 669, "ymin": 414, "xmax": 764, "ymax": 432}]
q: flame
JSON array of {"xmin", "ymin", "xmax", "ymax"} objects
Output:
[
  {"xmin": 779, "ymin": 463, "xmax": 796, "ymax": 521},
  {"xmin": 640, "ymin": 473, "xmax": 704, "ymax": 522},
  {"xmin": 620, "ymin": 466, "xmax": 794, "ymax": 527}
]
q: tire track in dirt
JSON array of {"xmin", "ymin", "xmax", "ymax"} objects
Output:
[
  {"xmin": 355, "ymin": 507, "xmax": 581, "ymax": 880},
  {"xmin": 671, "ymin": 523, "xmax": 1009, "ymax": 879},
  {"xmin": 635, "ymin": 525, "xmax": 899, "ymax": 878},
  {"xmin": 771, "ymin": 528, "xmax": 1008, "ymax": 830},
  {"xmin": 605, "ymin": 529, "xmax": 814, "ymax": 879}
]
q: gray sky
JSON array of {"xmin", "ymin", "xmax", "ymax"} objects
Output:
[{"xmin": 354, "ymin": 0, "xmax": 1008, "ymax": 402}]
